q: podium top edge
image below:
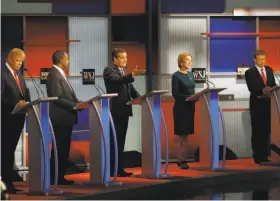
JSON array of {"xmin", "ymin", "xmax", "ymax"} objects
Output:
[
  {"xmin": 11, "ymin": 97, "xmax": 59, "ymax": 114},
  {"xmin": 207, "ymin": 87, "xmax": 227, "ymax": 91},
  {"xmin": 185, "ymin": 87, "xmax": 227, "ymax": 101},
  {"xmin": 101, "ymin": 93, "xmax": 118, "ymax": 98},
  {"xmin": 147, "ymin": 90, "xmax": 169, "ymax": 96},
  {"xmin": 36, "ymin": 97, "xmax": 59, "ymax": 102},
  {"xmin": 271, "ymin": 85, "xmax": 280, "ymax": 89},
  {"xmin": 85, "ymin": 93, "xmax": 118, "ymax": 102}
]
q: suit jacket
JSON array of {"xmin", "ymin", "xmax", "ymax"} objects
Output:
[
  {"xmin": 245, "ymin": 66, "xmax": 276, "ymax": 108},
  {"xmin": 46, "ymin": 67, "xmax": 78, "ymax": 126},
  {"xmin": 1, "ymin": 65, "xmax": 30, "ymax": 119},
  {"xmin": 103, "ymin": 64, "xmax": 140, "ymax": 117}
]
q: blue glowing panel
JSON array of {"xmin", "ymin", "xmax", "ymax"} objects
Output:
[
  {"xmin": 161, "ymin": 0, "xmax": 224, "ymax": 13},
  {"xmin": 52, "ymin": 0, "xmax": 108, "ymax": 14},
  {"xmin": 210, "ymin": 17, "xmax": 256, "ymax": 72}
]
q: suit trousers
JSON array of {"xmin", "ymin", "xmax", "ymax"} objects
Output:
[
  {"xmin": 1, "ymin": 115, "xmax": 25, "ymax": 188},
  {"xmin": 50, "ymin": 124, "xmax": 73, "ymax": 180},
  {"xmin": 110, "ymin": 114, "xmax": 129, "ymax": 174},
  {"xmin": 250, "ymin": 102, "xmax": 271, "ymax": 161}
]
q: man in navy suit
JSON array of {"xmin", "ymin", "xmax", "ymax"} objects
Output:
[
  {"xmin": 245, "ymin": 50, "xmax": 276, "ymax": 164},
  {"xmin": 103, "ymin": 48, "xmax": 145, "ymax": 177},
  {"xmin": 1, "ymin": 48, "xmax": 30, "ymax": 193},
  {"xmin": 46, "ymin": 50, "xmax": 84, "ymax": 185}
]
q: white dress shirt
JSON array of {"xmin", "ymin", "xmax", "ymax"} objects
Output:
[
  {"xmin": 53, "ymin": 65, "xmax": 74, "ymax": 93},
  {"xmin": 255, "ymin": 64, "xmax": 267, "ymax": 80},
  {"xmin": 6, "ymin": 62, "xmax": 16, "ymax": 78}
]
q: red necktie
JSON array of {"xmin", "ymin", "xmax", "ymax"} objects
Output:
[
  {"xmin": 261, "ymin": 67, "xmax": 267, "ymax": 85},
  {"xmin": 14, "ymin": 71, "xmax": 23, "ymax": 95},
  {"xmin": 120, "ymin": 68, "xmax": 125, "ymax": 76}
]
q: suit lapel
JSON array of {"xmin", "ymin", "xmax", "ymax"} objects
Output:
[
  {"xmin": 265, "ymin": 67, "xmax": 271, "ymax": 85},
  {"xmin": 53, "ymin": 67, "xmax": 77, "ymax": 101},
  {"xmin": 113, "ymin": 65, "xmax": 122, "ymax": 77},
  {"xmin": 253, "ymin": 67, "xmax": 265, "ymax": 87},
  {"xmin": 4, "ymin": 65, "xmax": 24, "ymax": 98},
  {"xmin": 18, "ymin": 72, "xmax": 26, "ymax": 98}
]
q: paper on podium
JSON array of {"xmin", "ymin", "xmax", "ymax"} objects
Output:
[
  {"xmin": 258, "ymin": 85, "xmax": 280, "ymax": 99},
  {"xmin": 12, "ymin": 97, "xmax": 58, "ymax": 115}
]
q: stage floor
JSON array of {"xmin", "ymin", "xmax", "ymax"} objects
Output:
[{"xmin": 10, "ymin": 158, "xmax": 280, "ymax": 200}]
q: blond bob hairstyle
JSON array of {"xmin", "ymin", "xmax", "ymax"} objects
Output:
[{"xmin": 177, "ymin": 52, "xmax": 192, "ymax": 68}]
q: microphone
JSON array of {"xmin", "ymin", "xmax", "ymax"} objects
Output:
[
  {"xmin": 135, "ymin": 65, "xmax": 156, "ymax": 91},
  {"xmin": 24, "ymin": 68, "xmax": 45, "ymax": 97},
  {"xmin": 93, "ymin": 84, "xmax": 102, "ymax": 96},
  {"xmin": 80, "ymin": 71, "xmax": 106, "ymax": 95},
  {"xmin": 24, "ymin": 68, "xmax": 42, "ymax": 98},
  {"xmin": 95, "ymin": 82, "xmax": 106, "ymax": 94},
  {"xmin": 205, "ymin": 72, "xmax": 216, "ymax": 88},
  {"xmin": 206, "ymin": 79, "xmax": 216, "ymax": 88},
  {"xmin": 144, "ymin": 73, "xmax": 156, "ymax": 91}
]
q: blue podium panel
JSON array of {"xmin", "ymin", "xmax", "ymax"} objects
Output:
[
  {"xmin": 101, "ymin": 98, "xmax": 110, "ymax": 185},
  {"xmin": 134, "ymin": 90, "xmax": 170, "ymax": 179},
  {"xmin": 209, "ymin": 92, "xmax": 220, "ymax": 170},
  {"xmin": 153, "ymin": 94, "xmax": 161, "ymax": 177},
  {"xmin": 40, "ymin": 102, "xmax": 50, "ymax": 192},
  {"xmin": 88, "ymin": 94, "xmax": 119, "ymax": 186}
]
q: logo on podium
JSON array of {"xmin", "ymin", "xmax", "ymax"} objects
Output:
[
  {"xmin": 192, "ymin": 68, "xmax": 206, "ymax": 83},
  {"xmin": 237, "ymin": 64, "xmax": 250, "ymax": 79},
  {"xmin": 40, "ymin": 68, "xmax": 51, "ymax": 84},
  {"xmin": 82, "ymin": 69, "xmax": 95, "ymax": 85}
]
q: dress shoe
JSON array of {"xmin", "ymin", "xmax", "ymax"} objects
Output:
[
  {"xmin": 177, "ymin": 161, "xmax": 189, "ymax": 169},
  {"xmin": 110, "ymin": 171, "xmax": 133, "ymax": 177},
  {"xmin": 6, "ymin": 183, "xmax": 22, "ymax": 194},
  {"xmin": 118, "ymin": 171, "xmax": 133, "ymax": 177},
  {"xmin": 51, "ymin": 178, "xmax": 74, "ymax": 185},
  {"xmin": 254, "ymin": 158, "xmax": 271, "ymax": 164},
  {"xmin": 9, "ymin": 188, "xmax": 23, "ymax": 194}
]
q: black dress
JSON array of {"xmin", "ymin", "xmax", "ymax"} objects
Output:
[{"xmin": 172, "ymin": 71, "xmax": 195, "ymax": 136}]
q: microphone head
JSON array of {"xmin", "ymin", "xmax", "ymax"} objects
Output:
[{"xmin": 24, "ymin": 68, "xmax": 27, "ymax": 71}]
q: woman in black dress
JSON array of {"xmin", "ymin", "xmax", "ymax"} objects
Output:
[{"xmin": 172, "ymin": 52, "xmax": 195, "ymax": 169}]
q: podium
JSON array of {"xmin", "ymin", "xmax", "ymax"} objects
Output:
[
  {"xmin": 85, "ymin": 93, "xmax": 121, "ymax": 186},
  {"xmin": 259, "ymin": 85, "xmax": 280, "ymax": 165},
  {"xmin": 186, "ymin": 88, "xmax": 228, "ymax": 171},
  {"xmin": 12, "ymin": 97, "xmax": 62, "ymax": 195},
  {"xmin": 129, "ymin": 90, "xmax": 171, "ymax": 178}
]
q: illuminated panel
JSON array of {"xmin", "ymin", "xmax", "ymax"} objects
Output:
[
  {"xmin": 25, "ymin": 16, "xmax": 68, "ymax": 76},
  {"xmin": 259, "ymin": 17, "xmax": 280, "ymax": 72}
]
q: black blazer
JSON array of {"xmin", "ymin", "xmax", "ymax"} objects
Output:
[
  {"xmin": 46, "ymin": 67, "xmax": 78, "ymax": 126},
  {"xmin": 245, "ymin": 66, "xmax": 276, "ymax": 106},
  {"xmin": 103, "ymin": 64, "xmax": 140, "ymax": 117},
  {"xmin": 1, "ymin": 64, "xmax": 30, "ymax": 118}
]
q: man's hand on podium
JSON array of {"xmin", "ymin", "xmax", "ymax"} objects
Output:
[
  {"xmin": 262, "ymin": 86, "xmax": 272, "ymax": 96},
  {"xmin": 15, "ymin": 100, "xmax": 29, "ymax": 108},
  {"xmin": 262, "ymin": 86, "xmax": 271, "ymax": 93},
  {"xmin": 73, "ymin": 100, "xmax": 87, "ymax": 110},
  {"xmin": 132, "ymin": 66, "xmax": 146, "ymax": 77}
]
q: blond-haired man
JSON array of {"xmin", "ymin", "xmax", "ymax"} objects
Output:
[{"xmin": 1, "ymin": 48, "xmax": 30, "ymax": 193}]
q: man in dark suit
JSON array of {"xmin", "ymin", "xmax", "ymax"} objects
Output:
[
  {"xmin": 103, "ymin": 48, "xmax": 145, "ymax": 177},
  {"xmin": 245, "ymin": 50, "xmax": 276, "ymax": 164},
  {"xmin": 46, "ymin": 50, "xmax": 84, "ymax": 184},
  {"xmin": 1, "ymin": 48, "xmax": 30, "ymax": 193}
]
